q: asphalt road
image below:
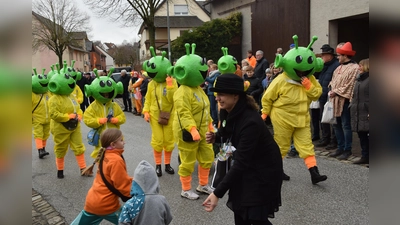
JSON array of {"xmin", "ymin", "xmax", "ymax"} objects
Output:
[{"xmin": 32, "ymin": 101, "xmax": 369, "ymax": 225}]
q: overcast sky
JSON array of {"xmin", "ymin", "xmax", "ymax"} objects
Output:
[{"xmin": 75, "ymin": 0, "xmax": 140, "ymax": 46}]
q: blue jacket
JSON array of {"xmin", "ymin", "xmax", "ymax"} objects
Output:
[
  {"xmin": 318, "ymin": 58, "xmax": 339, "ymax": 103},
  {"xmin": 205, "ymin": 70, "xmax": 221, "ymax": 96}
]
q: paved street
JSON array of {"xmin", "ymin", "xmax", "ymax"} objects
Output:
[{"xmin": 32, "ymin": 101, "xmax": 369, "ymax": 225}]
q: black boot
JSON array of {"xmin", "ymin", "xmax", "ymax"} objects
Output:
[
  {"xmin": 309, "ymin": 166, "xmax": 327, "ymax": 185},
  {"xmin": 57, "ymin": 170, "xmax": 64, "ymax": 179},
  {"xmin": 156, "ymin": 165, "xmax": 162, "ymax": 177},
  {"xmin": 282, "ymin": 171, "xmax": 290, "ymax": 181},
  {"xmin": 165, "ymin": 164, "xmax": 175, "ymax": 174},
  {"xmin": 38, "ymin": 148, "xmax": 49, "ymax": 159}
]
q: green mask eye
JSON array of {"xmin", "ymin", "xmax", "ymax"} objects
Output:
[{"xmin": 274, "ymin": 35, "xmax": 324, "ymax": 81}]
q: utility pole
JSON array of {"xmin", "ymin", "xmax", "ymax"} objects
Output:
[{"xmin": 167, "ymin": 0, "xmax": 171, "ymax": 60}]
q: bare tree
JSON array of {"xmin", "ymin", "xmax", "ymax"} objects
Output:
[
  {"xmin": 83, "ymin": 0, "xmax": 164, "ymax": 48},
  {"xmin": 113, "ymin": 43, "xmax": 137, "ymax": 67},
  {"xmin": 32, "ymin": 0, "xmax": 91, "ymax": 68}
]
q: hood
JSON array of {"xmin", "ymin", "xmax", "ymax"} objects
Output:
[{"xmin": 133, "ymin": 160, "xmax": 159, "ymax": 195}]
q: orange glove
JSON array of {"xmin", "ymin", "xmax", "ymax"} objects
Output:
[
  {"xmin": 301, "ymin": 77, "xmax": 312, "ymax": 90},
  {"xmin": 208, "ymin": 122, "xmax": 215, "ymax": 132},
  {"xmin": 99, "ymin": 118, "xmax": 107, "ymax": 124},
  {"xmin": 190, "ymin": 126, "xmax": 200, "ymax": 141},
  {"xmin": 166, "ymin": 76, "xmax": 173, "ymax": 87},
  {"xmin": 144, "ymin": 112, "xmax": 150, "ymax": 122},
  {"xmin": 68, "ymin": 113, "xmax": 77, "ymax": 119},
  {"xmin": 110, "ymin": 118, "xmax": 119, "ymax": 124},
  {"xmin": 261, "ymin": 113, "xmax": 268, "ymax": 121},
  {"xmin": 77, "ymin": 114, "xmax": 82, "ymax": 121}
]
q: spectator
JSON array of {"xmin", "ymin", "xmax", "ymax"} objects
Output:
[
  {"xmin": 203, "ymin": 74, "xmax": 282, "ymax": 225},
  {"xmin": 262, "ymin": 68, "xmax": 273, "ymax": 90},
  {"xmin": 328, "ymin": 42, "xmax": 359, "ymax": 160},
  {"xmin": 71, "ymin": 128, "xmax": 133, "ymax": 225},
  {"xmin": 254, "ymin": 50, "xmax": 269, "ymax": 81},
  {"xmin": 276, "ymin": 47, "xmax": 283, "ymax": 55},
  {"xmin": 140, "ymin": 71, "xmax": 150, "ymax": 108},
  {"xmin": 128, "ymin": 71, "xmax": 143, "ymax": 116},
  {"xmin": 246, "ymin": 50, "xmax": 257, "ymax": 68},
  {"xmin": 77, "ymin": 72, "xmax": 93, "ymax": 112},
  {"xmin": 350, "ymin": 58, "xmax": 369, "ymax": 164},
  {"xmin": 205, "ymin": 64, "xmax": 221, "ymax": 127},
  {"xmin": 120, "ymin": 70, "xmax": 132, "ymax": 112},
  {"xmin": 315, "ymin": 44, "xmax": 340, "ymax": 148},
  {"xmin": 243, "ymin": 65, "xmax": 263, "ymax": 105}
]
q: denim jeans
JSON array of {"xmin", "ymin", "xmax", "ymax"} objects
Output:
[{"xmin": 333, "ymin": 100, "xmax": 352, "ymax": 152}]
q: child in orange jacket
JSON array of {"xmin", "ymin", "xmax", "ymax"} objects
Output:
[{"xmin": 71, "ymin": 128, "xmax": 133, "ymax": 225}]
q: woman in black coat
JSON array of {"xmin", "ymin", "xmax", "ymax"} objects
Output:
[
  {"xmin": 203, "ymin": 74, "xmax": 282, "ymax": 225},
  {"xmin": 350, "ymin": 58, "xmax": 369, "ymax": 164}
]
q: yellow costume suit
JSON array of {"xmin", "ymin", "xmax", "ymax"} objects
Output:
[
  {"xmin": 143, "ymin": 80, "xmax": 177, "ymax": 158},
  {"xmin": 48, "ymin": 94, "xmax": 85, "ymax": 158},
  {"xmin": 173, "ymin": 85, "xmax": 214, "ymax": 181},
  {"xmin": 72, "ymin": 85, "xmax": 84, "ymax": 104},
  {"xmin": 32, "ymin": 92, "xmax": 51, "ymax": 148},
  {"xmin": 261, "ymin": 72, "xmax": 322, "ymax": 158},
  {"xmin": 83, "ymin": 100, "xmax": 126, "ymax": 158}
]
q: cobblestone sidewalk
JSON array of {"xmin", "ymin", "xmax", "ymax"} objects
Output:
[{"xmin": 32, "ymin": 189, "xmax": 66, "ymax": 225}]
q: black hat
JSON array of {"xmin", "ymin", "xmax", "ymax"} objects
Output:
[
  {"xmin": 320, "ymin": 44, "xmax": 335, "ymax": 55},
  {"xmin": 210, "ymin": 74, "xmax": 246, "ymax": 94}
]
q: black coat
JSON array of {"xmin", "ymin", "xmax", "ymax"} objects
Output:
[
  {"xmin": 214, "ymin": 96, "xmax": 282, "ymax": 217},
  {"xmin": 318, "ymin": 58, "xmax": 339, "ymax": 103},
  {"xmin": 244, "ymin": 76, "xmax": 263, "ymax": 100},
  {"xmin": 350, "ymin": 72, "xmax": 369, "ymax": 132},
  {"xmin": 254, "ymin": 58, "xmax": 269, "ymax": 81}
]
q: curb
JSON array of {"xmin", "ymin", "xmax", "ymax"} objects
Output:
[{"xmin": 32, "ymin": 189, "xmax": 67, "ymax": 225}]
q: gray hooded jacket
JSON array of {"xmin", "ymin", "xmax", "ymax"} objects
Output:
[{"xmin": 119, "ymin": 160, "xmax": 173, "ymax": 225}]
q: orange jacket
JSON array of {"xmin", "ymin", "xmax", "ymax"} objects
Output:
[
  {"xmin": 248, "ymin": 56, "xmax": 257, "ymax": 68},
  {"xmin": 84, "ymin": 149, "xmax": 133, "ymax": 215}
]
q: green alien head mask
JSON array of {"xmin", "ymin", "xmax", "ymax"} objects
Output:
[
  {"xmin": 275, "ymin": 35, "xmax": 324, "ymax": 81},
  {"xmin": 142, "ymin": 46, "xmax": 172, "ymax": 83},
  {"xmin": 47, "ymin": 64, "xmax": 58, "ymax": 80},
  {"xmin": 85, "ymin": 68, "xmax": 124, "ymax": 104},
  {"xmin": 32, "ymin": 68, "xmax": 49, "ymax": 94},
  {"xmin": 217, "ymin": 47, "xmax": 238, "ymax": 74},
  {"xmin": 48, "ymin": 63, "xmax": 76, "ymax": 95},
  {"xmin": 167, "ymin": 43, "xmax": 208, "ymax": 87},
  {"xmin": 60, "ymin": 60, "xmax": 82, "ymax": 82}
]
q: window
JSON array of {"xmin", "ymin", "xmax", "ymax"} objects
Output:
[{"xmin": 174, "ymin": 5, "xmax": 188, "ymax": 15}]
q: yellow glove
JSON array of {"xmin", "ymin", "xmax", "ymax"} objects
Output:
[
  {"xmin": 110, "ymin": 118, "xmax": 119, "ymax": 124},
  {"xmin": 144, "ymin": 112, "xmax": 150, "ymax": 122},
  {"xmin": 301, "ymin": 77, "xmax": 312, "ymax": 90},
  {"xmin": 190, "ymin": 126, "xmax": 200, "ymax": 141},
  {"xmin": 261, "ymin": 113, "xmax": 268, "ymax": 121},
  {"xmin": 98, "ymin": 118, "xmax": 107, "ymax": 124}
]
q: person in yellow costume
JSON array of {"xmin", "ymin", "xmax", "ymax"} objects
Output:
[
  {"xmin": 142, "ymin": 47, "xmax": 178, "ymax": 177},
  {"xmin": 32, "ymin": 68, "xmax": 51, "ymax": 158},
  {"xmin": 168, "ymin": 43, "xmax": 214, "ymax": 200},
  {"xmin": 48, "ymin": 62, "xmax": 88, "ymax": 179},
  {"xmin": 261, "ymin": 35, "xmax": 328, "ymax": 185},
  {"xmin": 83, "ymin": 68, "xmax": 126, "ymax": 159}
]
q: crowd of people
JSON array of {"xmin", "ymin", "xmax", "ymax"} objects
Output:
[{"xmin": 32, "ymin": 39, "xmax": 368, "ymax": 225}]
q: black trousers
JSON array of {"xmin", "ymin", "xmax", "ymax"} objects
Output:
[
  {"xmin": 311, "ymin": 108, "xmax": 320, "ymax": 139},
  {"xmin": 122, "ymin": 92, "xmax": 132, "ymax": 111},
  {"xmin": 358, "ymin": 131, "xmax": 369, "ymax": 159},
  {"xmin": 234, "ymin": 213, "xmax": 272, "ymax": 225}
]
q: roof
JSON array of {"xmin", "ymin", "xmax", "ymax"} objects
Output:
[
  {"xmin": 154, "ymin": 16, "xmax": 205, "ymax": 28},
  {"xmin": 196, "ymin": 1, "xmax": 211, "ymax": 15},
  {"xmin": 70, "ymin": 31, "xmax": 88, "ymax": 40},
  {"xmin": 68, "ymin": 45, "xmax": 86, "ymax": 52}
]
